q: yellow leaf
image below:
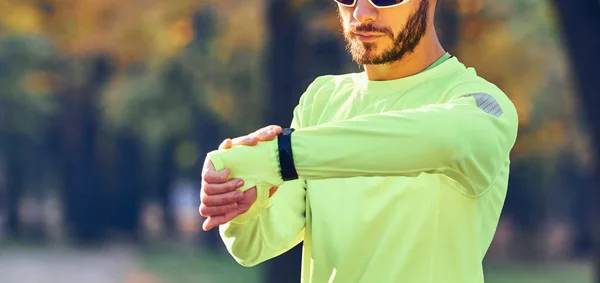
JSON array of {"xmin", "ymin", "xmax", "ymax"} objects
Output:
[
  {"xmin": 22, "ymin": 71, "xmax": 53, "ymax": 95},
  {"xmin": 0, "ymin": 2, "xmax": 43, "ymax": 34},
  {"xmin": 511, "ymin": 121, "xmax": 567, "ymax": 160}
]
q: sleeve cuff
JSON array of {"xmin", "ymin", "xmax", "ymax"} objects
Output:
[
  {"xmin": 207, "ymin": 139, "xmax": 284, "ymax": 188},
  {"xmin": 209, "ymin": 151, "xmax": 226, "ymax": 173},
  {"xmin": 207, "ymin": 139, "xmax": 284, "ymax": 223}
]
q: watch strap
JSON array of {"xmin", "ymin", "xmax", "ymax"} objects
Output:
[{"xmin": 277, "ymin": 128, "xmax": 299, "ymax": 181}]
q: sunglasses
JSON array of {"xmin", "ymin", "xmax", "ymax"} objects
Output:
[{"xmin": 334, "ymin": 0, "xmax": 411, "ymax": 8}]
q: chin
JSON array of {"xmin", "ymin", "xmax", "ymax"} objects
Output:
[
  {"xmin": 348, "ymin": 41, "xmax": 383, "ymax": 64},
  {"xmin": 352, "ymin": 56, "xmax": 375, "ymax": 65},
  {"xmin": 355, "ymin": 52, "xmax": 380, "ymax": 63}
]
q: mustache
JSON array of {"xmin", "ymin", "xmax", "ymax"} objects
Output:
[{"xmin": 349, "ymin": 23, "xmax": 393, "ymax": 37}]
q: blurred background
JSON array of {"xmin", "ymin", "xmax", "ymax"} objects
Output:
[{"xmin": 1, "ymin": 0, "xmax": 599, "ymax": 282}]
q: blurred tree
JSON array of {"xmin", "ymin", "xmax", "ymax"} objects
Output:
[
  {"xmin": 435, "ymin": 0, "xmax": 460, "ymax": 53},
  {"xmin": 0, "ymin": 0, "xmax": 209, "ymax": 241},
  {"xmin": 0, "ymin": 0, "xmax": 200, "ymax": 67},
  {"xmin": 451, "ymin": 1, "xmax": 594, "ymax": 259},
  {"xmin": 0, "ymin": 0, "xmax": 593, "ymax": 274},
  {"xmin": 0, "ymin": 36, "xmax": 57, "ymax": 238},
  {"xmin": 552, "ymin": 0, "xmax": 600, "ymax": 281},
  {"xmin": 58, "ymin": 55, "xmax": 114, "ymax": 242}
]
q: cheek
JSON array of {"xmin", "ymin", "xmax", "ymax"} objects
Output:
[
  {"xmin": 378, "ymin": 11, "xmax": 409, "ymax": 34},
  {"xmin": 338, "ymin": 7, "xmax": 354, "ymax": 26}
]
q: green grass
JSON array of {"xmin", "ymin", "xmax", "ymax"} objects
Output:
[
  {"xmin": 139, "ymin": 249, "xmax": 595, "ymax": 283},
  {"xmin": 484, "ymin": 261, "xmax": 594, "ymax": 283},
  {"xmin": 138, "ymin": 247, "xmax": 263, "ymax": 283},
  {"xmin": 3, "ymin": 240, "xmax": 595, "ymax": 283}
]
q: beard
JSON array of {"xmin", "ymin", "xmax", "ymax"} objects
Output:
[{"xmin": 343, "ymin": 0, "xmax": 429, "ymax": 65}]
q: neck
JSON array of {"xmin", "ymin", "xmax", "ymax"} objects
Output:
[{"xmin": 363, "ymin": 30, "xmax": 445, "ymax": 81}]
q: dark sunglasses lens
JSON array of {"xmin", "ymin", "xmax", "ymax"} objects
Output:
[
  {"xmin": 372, "ymin": 0, "xmax": 405, "ymax": 6},
  {"xmin": 334, "ymin": 0, "xmax": 355, "ymax": 5}
]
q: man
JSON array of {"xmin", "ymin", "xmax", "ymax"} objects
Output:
[{"xmin": 200, "ymin": 0, "xmax": 519, "ymax": 282}]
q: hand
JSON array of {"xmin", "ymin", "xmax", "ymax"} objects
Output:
[
  {"xmin": 200, "ymin": 158, "xmax": 256, "ymax": 231},
  {"xmin": 200, "ymin": 125, "xmax": 282, "ymax": 231},
  {"xmin": 218, "ymin": 125, "xmax": 283, "ymax": 150},
  {"xmin": 220, "ymin": 125, "xmax": 281, "ymax": 197}
]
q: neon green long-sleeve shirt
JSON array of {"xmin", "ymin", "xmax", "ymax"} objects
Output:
[{"xmin": 208, "ymin": 56, "xmax": 519, "ymax": 283}]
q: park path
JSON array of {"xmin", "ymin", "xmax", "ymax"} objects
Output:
[{"xmin": 0, "ymin": 245, "xmax": 163, "ymax": 283}]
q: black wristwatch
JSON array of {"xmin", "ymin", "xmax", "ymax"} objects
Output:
[{"xmin": 277, "ymin": 128, "xmax": 299, "ymax": 181}]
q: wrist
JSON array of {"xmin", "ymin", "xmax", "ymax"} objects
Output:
[
  {"xmin": 207, "ymin": 152, "xmax": 225, "ymax": 173},
  {"xmin": 207, "ymin": 140, "xmax": 284, "ymax": 188},
  {"xmin": 277, "ymin": 128, "xmax": 299, "ymax": 181}
]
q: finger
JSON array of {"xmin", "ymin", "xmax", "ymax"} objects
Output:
[
  {"xmin": 231, "ymin": 135, "xmax": 259, "ymax": 147},
  {"xmin": 257, "ymin": 130, "xmax": 276, "ymax": 141},
  {"xmin": 199, "ymin": 202, "xmax": 238, "ymax": 217},
  {"xmin": 203, "ymin": 167, "xmax": 231, "ymax": 183},
  {"xmin": 218, "ymin": 138, "xmax": 232, "ymax": 150},
  {"xmin": 202, "ymin": 158, "xmax": 215, "ymax": 174},
  {"xmin": 271, "ymin": 125, "xmax": 283, "ymax": 135},
  {"xmin": 201, "ymin": 189, "xmax": 243, "ymax": 207},
  {"xmin": 251, "ymin": 125, "xmax": 271, "ymax": 134},
  {"xmin": 203, "ymin": 217, "xmax": 220, "ymax": 231},
  {"xmin": 249, "ymin": 125, "xmax": 271, "ymax": 139},
  {"xmin": 236, "ymin": 187, "xmax": 257, "ymax": 212},
  {"xmin": 269, "ymin": 186, "xmax": 278, "ymax": 197},
  {"xmin": 202, "ymin": 179, "xmax": 244, "ymax": 195},
  {"xmin": 261, "ymin": 125, "xmax": 281, "ymax": 133},
  {"xmin": 255, "ymin": 125, "xmax": 282, "ymax": 141},
  {"xmin": 203, "ymin": 210, "xmax": 242, "ymax": 231}
]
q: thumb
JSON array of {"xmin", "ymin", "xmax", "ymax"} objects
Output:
[
  {"xmin": 202, "ymin": 217, "xmax": 219, "ymax": 231},
  {"xmin": 219, "ymin": 138, "xmax": 232, "ymax": 150},
  {"xmin": 269, "ymin": 186, "xmax": 278, "ymax": 197}
]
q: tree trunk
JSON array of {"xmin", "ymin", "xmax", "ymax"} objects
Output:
[
  {"xmin": 60, "ymin": 56, "xmax": 113, "ymax": 243},
  {"xmin": 5, "ymin": 146, "xmax": 22, "ymax": 239},
  {"xmin": 435, "ymin": 0, "xmax": 459, "ymax": 54},
  {"xmin": 266, "ymin": 0, "xmax": 305, "ymax": 125},
  {"xmin": 112, "ymin": 131, "xmax": 142, "ymax": 239},
  {"xmin": 552, "ymin": 0, "xmax": 600, "ymax": 281},
  {"xmin": 264, "ymin": 1, "xmax": 305, "ymax": 282}
]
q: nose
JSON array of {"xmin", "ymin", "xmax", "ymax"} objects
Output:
[{"xmin": 353, "ymin": 0, "xmax": 378, "ymax": 24}]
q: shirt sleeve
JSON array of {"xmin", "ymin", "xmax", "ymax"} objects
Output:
[
  {"xmin": 208, "ymin": 87, "xmax": 519, "ymax": 198},
  {"xmin": 216, "ymin": 99, "xmax": 308, "ymax": 267},
  {"xmin": 219, "ymin": 178, "xmax": 306, "ymax": 267}
]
